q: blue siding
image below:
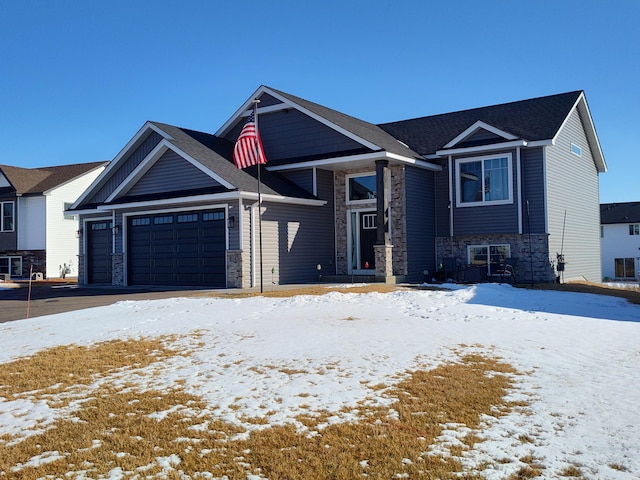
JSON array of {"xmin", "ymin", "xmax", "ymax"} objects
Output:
[
  {"xmin": 281, "ymin": 169, "xmax": 314, "ymax": 194},
  {"xmin": 520, "ymin": 147, "xmax": 546, "ymax": 233},
  {"xmin": 405, "ymin": 166, "xmax": 436, "ymax": 280},
  {"xmin": 127, "ymin": 150, "xmax": 220, "ymax": 196},
  {"xmin": 225, "ymin": 109, "xmax": 363, "ymax": 161},
  {"xmin": 88, "ymin": 131, "xmax": 163, "ymax": 204}
]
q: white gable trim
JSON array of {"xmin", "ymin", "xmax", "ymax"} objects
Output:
[
  {"xmin": 104, "ymin": 139, "xmax": 235, "ymax": 203},
  {"xmin": 436, "ymin": 140, "xmax": 527, "ymax": 157},
  {"xmin": 216, "ymin": 86, "xmax": 382, "ymax": 152},
  {"xmin": 267, "ymin": 151, "xmax": 441, "ymax": 172},
  {"xmin": 443, "ymin": 121, "xmax": 518, "ymax": 149},
  {"xmin": 552, "ymin": 92, "xmax": 607, "ymax": 173},
  {"xmin": 95, "ymin": 191, "xmax": 325, "ymax": 211},
  {"xmin": 71, "ymin": 122, "xmax": 168, "ymax": 210}
]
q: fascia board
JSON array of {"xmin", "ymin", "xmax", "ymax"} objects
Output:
[
  {"xmin": 97, "ymin": 191, "xmax": 325, "ymax": 211},
  {"xmin": 443, "ymin": 120, "xmax": 518, "ymax": 148},
  {"xmin": 436, "ymin": 140, "xmax": 527, "ymax": 156},
  {"xmin": 267, "ymin": 151, "xmax": 441, "ymax": 172},
  {"xmin": 216, "ymin": 86, "xmax": 382, "ymax": 152}
]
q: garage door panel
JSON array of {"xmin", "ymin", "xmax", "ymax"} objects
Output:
[{"xmin": 128, "ymin": 209, "xmax": 226, "ymax": 287}]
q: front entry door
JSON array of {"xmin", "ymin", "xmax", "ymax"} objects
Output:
[{"xmin": 348, "ymin": 211, "xmax": 376, "ymax": 274}]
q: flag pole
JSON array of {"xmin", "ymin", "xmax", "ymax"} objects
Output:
[{"xmin": 253, "ymin": 99, "xmax": 264, "ymax": 293}]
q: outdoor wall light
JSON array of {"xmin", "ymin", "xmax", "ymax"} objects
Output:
[
  {"xmin": 112, "ymin": 225, "xmax": 120, "ymax": 235},
  {"xmin": 227, "ymin": 216, "xmax": 236, "ymax": 229}
]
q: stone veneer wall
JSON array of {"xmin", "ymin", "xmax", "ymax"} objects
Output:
[
  {"xmin": 334, "ymin": 166, "xmax": 408, "ymax": 276},
  {"xmin": 10, "ymin": 250, "xmax": 46, "ymax": 278},
  {"xmin": 226, "ymin": 250, "xmax": 244, "ymax": 288},
  {"xmin": 435, "ymin": 233, "xmax": 556, "ymax": 283},
  {"xmin": 112, "ymin": 253, "xmax": 124, "ymax": 285}
]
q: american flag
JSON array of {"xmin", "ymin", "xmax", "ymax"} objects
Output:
[{"xmin": 233, "ymin": 112, "xmax": 267, "ymax": 169}]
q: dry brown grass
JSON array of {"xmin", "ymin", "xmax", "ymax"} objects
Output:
[
  {"xmin": 0, "ymin": 335, "xmax": 532, "ymax": 479},
  {"xmin": 204, "ymin": 283, "xmax": 403, "ymax": 298}
]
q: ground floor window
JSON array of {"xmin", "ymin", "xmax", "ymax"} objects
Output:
[
  {"xmin": 0, "ymin": 256, "xmax": 22, "ymax": 276},
  {"xmin": 468, "ymin": 244, "xmax": 510, "ymax": 275},
  {"xmin": 614, "ymin": 258, "xmax": 635, "ymax": 278}
]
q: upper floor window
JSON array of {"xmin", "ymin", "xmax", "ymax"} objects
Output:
[
  {"xmin": 1, "ymin": 201, "xmax": 14, "ymax": 232},
  {"xmin": 347, "ymin": 173, "xmax": 376, "ymax": 203},
  {"xmin": 456, "ymin": 154, "xmax": 512, "ymax": 206},
  {"xmin": 630, "ymin": 224, "xmax": 640, "ymax": 235},
  {"xmin": 570, "ymin": 143, "xmax": 582, "ymax": 157}
]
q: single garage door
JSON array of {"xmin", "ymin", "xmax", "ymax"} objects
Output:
[
  {"xmin": 87, "ymin": 220, "xmax": 113, "ymax": 284},
  {"xmin": 127, "ymin": 209, "xmax": 226, "ymax": 287}
]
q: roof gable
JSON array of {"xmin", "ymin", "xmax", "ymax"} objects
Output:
[
  {"xmin": 442, "ymin": 120, "xmax": 518, "ymax": 149},
  {"xmin": 0, "ymin": 162, "xmax": 107, "ymax": 195}
]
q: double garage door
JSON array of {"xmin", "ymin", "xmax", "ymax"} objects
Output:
[{"xmin": 127, "ymin": 209, "xmax": 226, "ymax": 287}]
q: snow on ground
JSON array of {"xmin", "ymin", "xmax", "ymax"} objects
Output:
[{"xmin": 0, "ymin": 283, "xmax": 639, "ymax": 478}]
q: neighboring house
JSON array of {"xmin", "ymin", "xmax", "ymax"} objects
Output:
[
  {"xmin": 600, "ymin": 202, "xmax": 640, "ymax": 281},
  {"xmin": 0, "ymin": 162, "xmax": 107, "ymax": 279},
  {"xmin": 69, "ymin": 86, "xmax": 606, "ymax": 288}
]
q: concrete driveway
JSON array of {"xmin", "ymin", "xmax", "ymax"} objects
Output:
[{"xmin": 0, "ymin": 282, "xmax": 215, "ymax": 323}]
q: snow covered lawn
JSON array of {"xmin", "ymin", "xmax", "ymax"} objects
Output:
[{"xmin": 0, "ymin": 283, "xmax": 638, "ymax": 479}]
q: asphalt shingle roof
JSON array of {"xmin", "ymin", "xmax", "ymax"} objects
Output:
[
  {"xmin": 0, "ymin": 162, "xmax": 107, "ymax": 195},
  {"xmin": 378, "ymin": 91, "xmax": 583, "ymax": 155},
  {"xmin": 601, "ymin": 202, "xmax": 640, "ymax": 224}
]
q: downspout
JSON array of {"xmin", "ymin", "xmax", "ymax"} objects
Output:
[
  {"xmin": 448, "ymin": 155, "xmax": 454, "ymax": 238},
  {"xmin": 517, "ymin": 147, "xmax": 523, "ymax": 234}
]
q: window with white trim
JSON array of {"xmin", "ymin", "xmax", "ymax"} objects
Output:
[
  {"xmin": 629, "ymin": 224, "xmax": 639, "ymax": 235},
  {"xmin": 0, "ymin": 256, "xmax": 21, "ymax": 276},
  {"xmin": 468, "ymin": 244, "xmax": 510, "ymax": 276},
  {"xmin": 346, "ymin": 173, "xmax": 376, "ymax": 203},
  {"xmin": 456, "ymin": 154, "xmax": 512, "ymax": 206},
  {"xmin": 1, "ymin": 201, "xmax": 14, "ymax": 232}
]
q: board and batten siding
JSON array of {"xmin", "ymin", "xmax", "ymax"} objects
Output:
[
  {"xmin": 451, "ymin": 150, "xmax": 519, "ymax": 236},
  {"xmin": 127, "ymin": 150, "xmax": 221, "ymax": 197},
  {"xmin": 405, "ymin": 166, "xmax": 436, "ymax": 280},
  {"xmin": 520, "ymin": 147, "xmax": 546, "ymax": 234},
  {"xmin": 545, "ymin": 108, "xmax": 602, "ymax": 282},
  {"xmin": 86, "ymin": 131, "xmax": 163, "ymax": 205}
]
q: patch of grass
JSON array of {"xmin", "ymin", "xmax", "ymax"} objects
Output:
[
  {"xmin": 0, "ymin": 338, "xmax": 525, "ymax": 480},
  {"xmin": 205, "ymin": 283, "xmax": 405, "ymax": 298},
  {"xmin": 558, "ymin": 464, "xmax": 586, "ymax": 478}
]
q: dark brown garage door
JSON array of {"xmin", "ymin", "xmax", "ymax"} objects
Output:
[
  {"xmin": 87, "ymin": 220, "xmax": 113, "ymax": 284},
  {"xmin": 127, "ymin": 209, "xmax": 226, "ymax": 287}
]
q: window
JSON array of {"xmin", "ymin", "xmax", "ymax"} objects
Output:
[
  {"xmin": 178, "ymin": 214, "xmax": 198, "ymax": 223},
  {"xmin": 1, "ymin": 201, "xmax": 14, "ymax": 231},
  {"xmin": 614, "ymin": 258, "xmax": 635, "ymax": 278},
  {"xmin": 347, "ymin": 174, "xmax": 376, "ymax": 202},
  {"xmin": 468, "ymin": 244, "xmax": 510, "ymax": 276},
  {"xmin": 362, "ymin": 213, "xmax": 376, "ymax": 229},
  {"xmin": 153, "ymin": 216, "xmax": 173, "ymax": 225},
  {"xmin": 456, "ymin": 154, "xmax": 512, "ymax": 206},
  {"xmin": 570, "ymin": 143, "xmax": 582, "ymax": 157},
  {"xmin": 629, "ymin": 224, "xmax": 639, "ymax": 235},
  {"xmin": 131, "ymin": 218, "xmax": 150, "ymax": 226},
  {"xmin": 203, "ymin": 212, "xmax": 224, "ymax": 221},
  {"xmin": 0, "ymin": 256, "xmax": 22, "ymax": 276}
]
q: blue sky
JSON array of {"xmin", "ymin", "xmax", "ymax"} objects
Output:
[{"xmin": 1, "ymin": 0, "xmax": 638, "ymax": 203}]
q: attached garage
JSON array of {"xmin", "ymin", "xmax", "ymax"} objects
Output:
[
  {"xmin": 86, "ymin": 220, "xmax": 113, "ymax": 284},
  {"xmin": 127, "ymin": 209, "xmax": 226, "ymax": 287}
]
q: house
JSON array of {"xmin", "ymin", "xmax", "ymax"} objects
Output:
[
  {"xmin": 600, "ymin": 202, "xmax": 640, "ymax": 281},
  {"xmin": 69, "ymin": 86, "xmax": 606, "ymax": 288},
  {"xmin": 0, "ymin": 162, "xmax": 107, "ymax": 279}
]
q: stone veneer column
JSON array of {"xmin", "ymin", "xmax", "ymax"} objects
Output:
[
  {"xmin": 111, "ymin": 253, "xmax": 124, "ymax": 286},
  {"xmin": 226, "ymin": 250, "xmax": 244, "ymax": 288},
  {"xmin": 374, "ymin": 244, "xmax": 394, "ymax": 282}
]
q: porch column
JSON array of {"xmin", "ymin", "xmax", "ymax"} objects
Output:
[
  {"xmin": 375, "ymin": 159, "xmax": 389, "ymax": 245},
  {"xmin": 375, "ymin": 159, "xmax": 394, "ymax": 282}
]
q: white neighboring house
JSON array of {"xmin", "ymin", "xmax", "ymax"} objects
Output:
[
  {"xmin": 600, "ymin": 202, "xmax": 640, "ymax": 281},
  {"xmin": 0, "ymin": 162, "xmax": 107, "ymax": 279}
]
